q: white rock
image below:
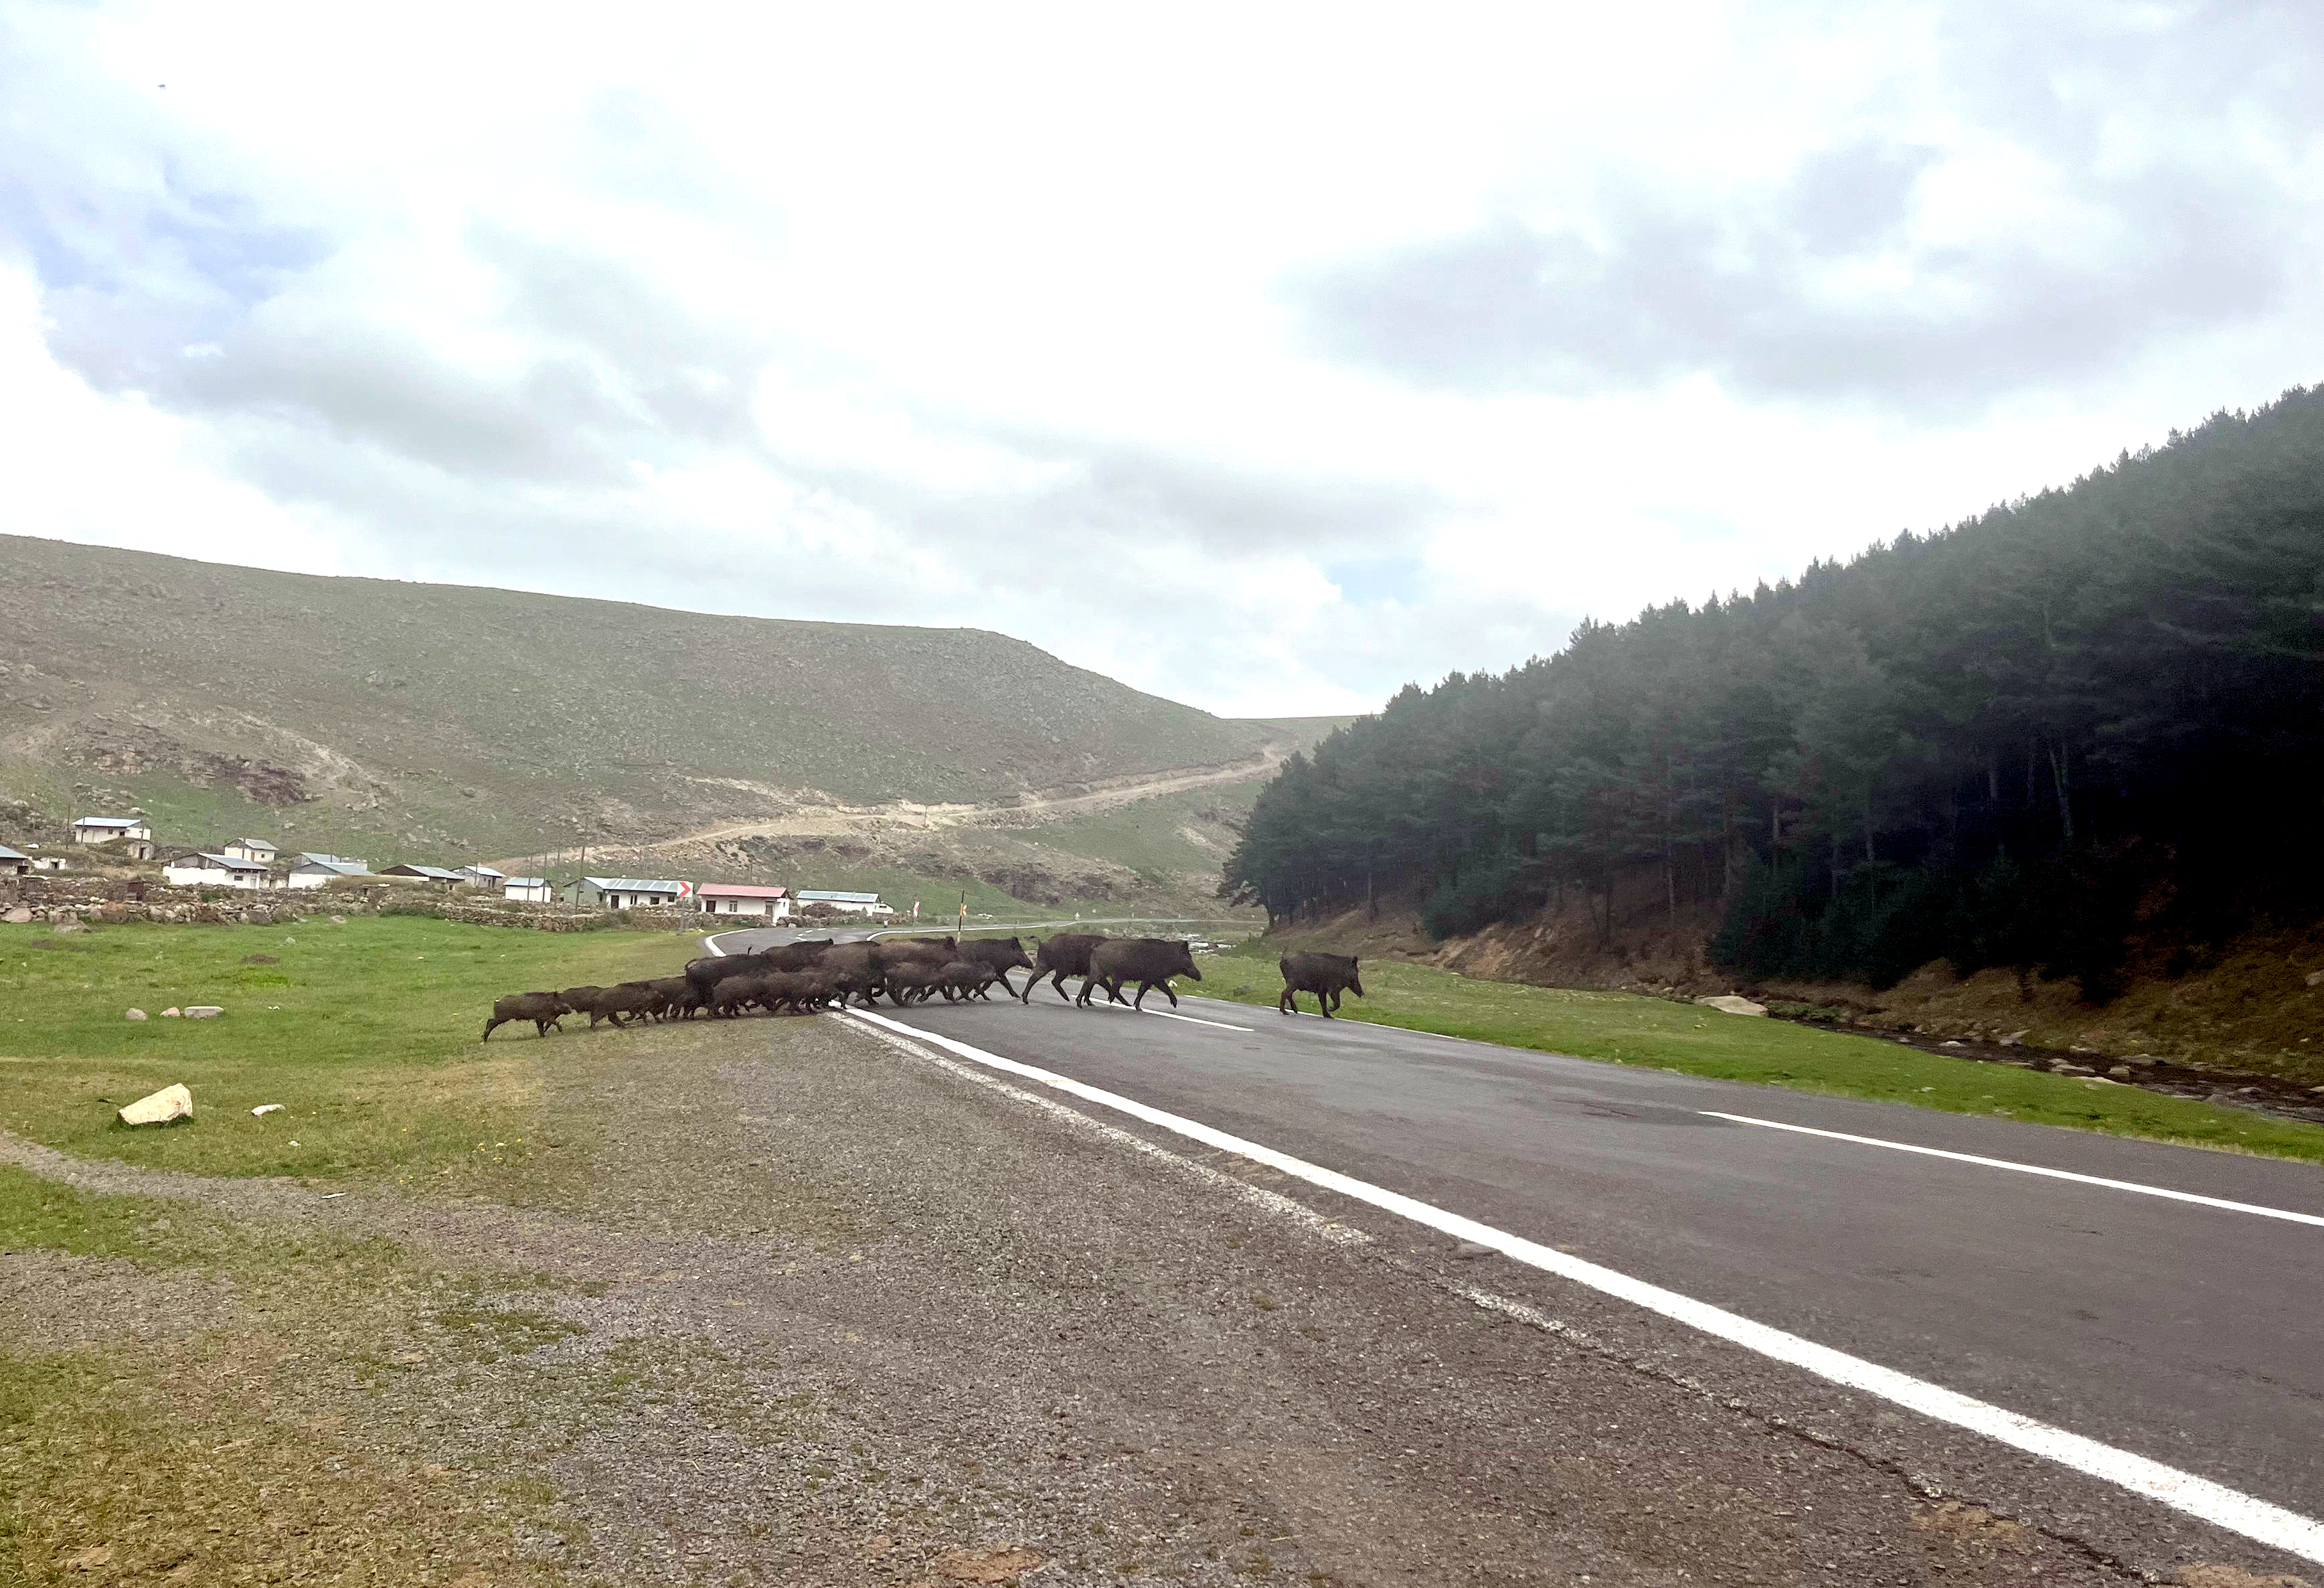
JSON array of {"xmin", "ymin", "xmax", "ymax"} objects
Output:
[
  {"xmin": 1, "ymin": 905, "xmax": 30, "ymax": 925},
  {"xmin": 1695, "ymin": 994, "xmax": 1768, "ymax": 1017},
  {"xmin": 1998, "ymin": 1030, "xmax": 2029, "ymax": 1046},
  {"xmin": 118, "ymin": 1083, "xmax": 193, "ymax": 1126},
  {"xmin": 161, "ymin": 1007, "xmax": 182, "ymax": 1018},
  {"xmin": 2307, "ymin": 969, "xmax": 2324, "ymax": 987},
  {"xmin": 125, "ymin": 1008, "xmax": 147, "ymax": 1021},
  {"xmin": 251, "ymin": 1103, "xmax": 284, "ymax": 1117},
  {"xmin": 184, "ymin": 1006, "xmax": 223, "ymax": 1019}
]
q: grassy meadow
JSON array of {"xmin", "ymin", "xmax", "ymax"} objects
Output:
[
  {"xmin": 0, "ymin": 917, "xmax": 695, "ymax": 1184},
  {"xmin": 1191, "ymin": 947, "xmax": 2324, "ymax": 1166}
]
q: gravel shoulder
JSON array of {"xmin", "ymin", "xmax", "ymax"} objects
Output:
[{"xmin": 1, "ymin": 1010, "xmax": 2284, "ymax": 1585}]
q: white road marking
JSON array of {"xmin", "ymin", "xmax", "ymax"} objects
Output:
[
  {"xmin": 841, "ymin": 1004, "xmax": 2324, "ymax": 1566},
  {"xmin": 1702, "ymin": 1111, "xmax": 2324, "ymax": 1229},
  {"xmin": 845, "ymin": 1017, "xmax": 1367, "ymax": 1245},
  {"xmin": 1083, "ymin": 998, "xmax": 1254, "ymax": 1032}
]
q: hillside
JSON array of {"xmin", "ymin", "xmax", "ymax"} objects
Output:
[
  {"xmin": 1230, "ymin": 387, "xmax": 2324, "ymax": 1023},
  {"xmin": 0, "ymin": 535, "xmax": 1333, "ymax": 897}
]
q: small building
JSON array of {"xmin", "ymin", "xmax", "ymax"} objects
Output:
[
  {"xmin": 224, "ymin": 838, "xmax": 278, "ymax": 864},
  {"xmin": 0, "ymin": 844, "xmax": 27, "ymax": 877},
  {"xmin": 29, "ymin": 854, "xmax": 70, "ymax": 872},
  {"xmin": 296, "ymin": 852, "xmax": 369, "ymax": 874},
  {"xmin": 458, "ymin": 864, "xmax": 505, "ymax": 887},
  {"xmin": 566, "ymin": 876, "xmax": 693, "ymax": 910},
  {"xmin": 286, "ymin": 856, "xmax": 369, "ymax": 889},
  {"xmin": 796, "ymin": 888, "xmax": 885, "ymax": 917},
  {"xmin": 501, "ymin": 876, "xmax": 556, "ymax": 904},
  {"xmin": 72, "ymin": 815, "xmax": 152, "ymax": 846},
  {"xmin": 697, "ymin": 883, "xmax": 791, "ymax": 919},
  {"xmin": 163, "ymin": 852, "xmax": 278, "ymax": 890},
  {"xmin": 379, "ymin": 864, "xmax": 466, "ymax": 888}
]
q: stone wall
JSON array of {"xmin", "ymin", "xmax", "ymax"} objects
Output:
[{"xmin": 0, "ymin": 872, "xmax": 728, "ymax": 934}]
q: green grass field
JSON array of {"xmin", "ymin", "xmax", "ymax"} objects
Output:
[
  {"xmin": 0, "ymin": 917, "xmax": 694, "ymax": 1183},
  {"xmin": 1192, "ymin": 947, "xmax": 2324, "ymax": 1165}
]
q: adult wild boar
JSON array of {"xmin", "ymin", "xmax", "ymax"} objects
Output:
[
  {"xmin": 570, "ymin": 981, "xmax": 659, "ymax": 1028},
  {"xmin": 758, "ymin": 969, "xmax": 837, "ymax": 1014},
  {"xmin": 683, "ymin": 950, "xmax": 772, "ymax": 1008},
  {"xmin": 761, "ymin": 938, "xmax": 836, "ymax": 972},
  {"xmin": 1021, "ymin": 933, "xmax": 1105, "ymax": 1004},
  {"xmin": 1278, "ymin": 952, "xmax": 1363, "ymax": 1017},
  {"xmin": 483, "ymin": 990, "xmax": 570, "ymax": 1042},
  {"xmin": 958, "ymin": 937, "xmax": 1033, "ymax": 999},
  {"xmin": 1078, "ymin": 937, "xmax": 1202, "ymax": 1010}
]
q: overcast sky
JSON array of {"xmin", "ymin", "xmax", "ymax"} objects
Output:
[{"xmin": 4, "ymin": 2, "xmax": 2319, "ymax": 716}]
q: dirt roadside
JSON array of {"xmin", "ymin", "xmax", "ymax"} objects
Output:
[{"xmin": 0, "ymin": 1013, "xmax": 2227, "ymax": 1586}]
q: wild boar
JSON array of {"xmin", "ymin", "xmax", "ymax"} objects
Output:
[
  {"xmin": 483, "ymin": 990, "xmax": 570, "ymax": 1042},
  {"xmin": 711, "ymin": 975, "xmax": 768, "ymax": 1017},
  {"xmin": 958, "ymin": 936, "xmax": 1033, "ymax": 998},
  {"xmin": 574, "ymin": 981, "xmax": 661, "ymax": 1028},
  {"xmin": 1079, "ymin": 937, "xmax": 1203, "ymax": 1010},
  {"xmin": 1021, "ymin": 933, "xmax": 1106, "ymax": 1004},
  {"xmin": 683, "ymin": 950, "xmax": 772, "ymax": 1008},
  {"xmin": 1278, "ymin": 952, "xmax": 1364, "ymax": 1018},
  {"xmin": 881, "ymin": 959, "xmax": 948, "ymax": 1004}
]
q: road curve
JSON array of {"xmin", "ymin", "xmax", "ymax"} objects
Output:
[{"xmin": 708, "ymin": 926, "xmax": 2324, "ymax": 1575}]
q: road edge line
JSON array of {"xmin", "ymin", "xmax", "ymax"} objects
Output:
[
  {"xmin": 839, "ymin": 1004, "xmax": 2324, "ymax": 1567},
  {"xmin": 1703, "ymin": 1111, "xmax": 2324, "ymax": 1228}
]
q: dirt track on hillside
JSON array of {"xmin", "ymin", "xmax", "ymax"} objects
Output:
[{"xmin": 577, "ymin": 749, "xmax": 1286, "ymax": 866}]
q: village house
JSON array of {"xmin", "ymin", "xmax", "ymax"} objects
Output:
[
  {"xmin": 0, "ymin": 845, "xmax": 28, "ymax": 877},
  {"xmin": 501, "ymin": 876, "xmax": 556, "ymax": 904},
  {"xmin": 796, "ymin": 888, "xmax": 886, "ymax": 917},
  {"xmin": 457, "ymin": 864, "xmax": 505, "ymax": 886},
  {"xmin": 296, "ymin": 852, "xmax": 368, "ymax": 872},
  {"xmin": 566, "ymin": 876, "xmax": 691, "ymax": 910},
  {"xmin": 696, "ymin": 883, "xmax": 790, "ymax": 919},
  {"xmin": 286, "ymin": 856, "xmax": 368, "ymax": 888},
  {"xmin": 379, "ymin": 864, "xmax": 465, "ymax": 888},
  {"xmin": 224, "ymin": 838, "xmax": 277, "ymax": 864},
  {"xmin": 30, "ymin": 854, "xmax": 70, "ymax": 872},
  {"xmin": 163, "ymin": 851, "xmax": 278, "ymax": 890},
  {"xmin": 72, "ymin": 815, "xmax": 151, "ymax": 846}
]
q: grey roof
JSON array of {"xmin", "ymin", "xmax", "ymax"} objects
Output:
[
  {"xmin": 579, "ymin": 876, "xmax": 687, "ymax": 893},
  {"xmin": 0, "ymin": 845, "xmax": 27, "ymax": 862},
  {"xmin": 185, "ymin": 852, "xmax": 270, "ymax": 872},
  {"xmin": 383, "ymin": 864, "xmax": 466, "ymax": 882},
  {"xmin": 503, "ymin": 876, "xmax": 549, "ymax": 888},
  {"xmin": 74, "ymin": 815, "xmax": 141, "ymax": 828},
  {"xmin": 297, "ymin": 852, "xmax": 367, "ymax": 869},
  {"xmin": 233, "ymin": 838, "xmax": 277, "ymax": 850},
  {"xmin": 797, "ymin": 889, "xmax": 882, "ymax": 904},
  {"xmin": 460, "ymin": 864, "xmax": 505, "ymax": 878},
  {"xmin": 293, "ymin": 858, "xmax": 368, "ymax": 876}
]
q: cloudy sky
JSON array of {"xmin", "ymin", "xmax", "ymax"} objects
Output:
[{"xmin": 4, "ymin": 2, "xmax": 2319, "ymax": 716}]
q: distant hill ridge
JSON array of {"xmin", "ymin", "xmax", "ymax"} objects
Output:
[{"xmin": 0, "ymin": 534, "xmax": 1335, "ymax": 865}]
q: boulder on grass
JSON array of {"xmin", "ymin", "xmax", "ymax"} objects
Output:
[
  {"xmin": 185, "ymin": 1006, "xmax": 223, "ymax": 1019},
  {"xmin": 1695, "ymin": 994, "xmax": 1768, "ymax": 1017},
  {"xmin": 118, "ymin": 1084, "xmax": 193, "ymax": 1126},
  {"xmin": 125, "ymin": 1008, "xmax": 147, "ymax": 1021}
]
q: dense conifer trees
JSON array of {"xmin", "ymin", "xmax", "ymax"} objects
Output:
[{"xmin": 1224, "ymin": 390, "xmax": 2324, "ymax": 991}]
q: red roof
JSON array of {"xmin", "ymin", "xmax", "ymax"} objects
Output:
[{"xmin": 697, "ymin": 883, "xmax": 787, "ymax": 898}]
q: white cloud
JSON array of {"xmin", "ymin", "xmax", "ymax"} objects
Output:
[{"xmin": 3, "ymin": 0, "xmax": 2321, "ymax": 718}]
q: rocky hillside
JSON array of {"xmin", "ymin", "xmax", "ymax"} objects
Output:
[{"xmin": 0, "ymin": 534, "xmax": 1335, "ymax": 878}]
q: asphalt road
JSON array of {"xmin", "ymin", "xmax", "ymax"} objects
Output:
[{"xmin": 709, "ymin": 925, "xmax": 2324, "ymax": 1571}]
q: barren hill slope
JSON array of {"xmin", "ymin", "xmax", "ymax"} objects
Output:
[{"xmin": 0, "ymin": 534, "xmax": 1329, "ymax": 878}]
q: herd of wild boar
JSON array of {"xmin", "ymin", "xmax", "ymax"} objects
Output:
[{"xmin": 482, "ymin": 932, "xmax": 1353, "ymax": 1042}]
